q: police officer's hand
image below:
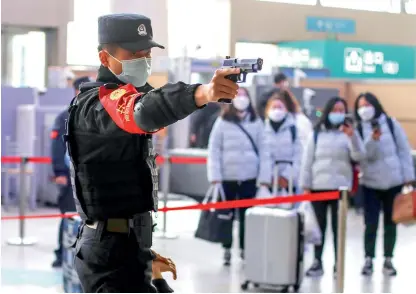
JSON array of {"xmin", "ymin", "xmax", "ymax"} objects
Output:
[
  {"xmin": 194, "ymin": 68, "xmax": 240, "ymax": 106},
  {"xmin": 55, "ymin": 176, "xmax": 68, "ymax": 186}
]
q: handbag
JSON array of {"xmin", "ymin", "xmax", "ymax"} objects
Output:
[
  {"xmin": 232, "ymin": 122, "xmax": 259, "ymax": 156},
  {"xmin": 392, "ymin": 186, "xmax": 416, "ymax": 225},
  {"xmin": 195, "ymin": 184, "xmax": 233, "ymax": 244}
]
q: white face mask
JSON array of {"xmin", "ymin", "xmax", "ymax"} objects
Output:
[
  {"xmin": 358, "ymin": 106, "xmax": 375, "ymax": 121},
  {"xmin": 268, "ymin": 108, "xmax": 287, "ymax": 122},
  {"xmin": 232, "ymin": 95, "xmax": 250, "ymax": 111},
  {"xmin": 107, "ymin": 52, "xmax": 152, "ymax": 87}
]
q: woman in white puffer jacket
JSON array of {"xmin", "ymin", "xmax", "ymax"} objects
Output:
[{"xmin": 263, "ymin": 92, "xmax": 303, "ymax": 195}]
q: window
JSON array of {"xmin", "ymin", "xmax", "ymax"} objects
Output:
[
  {"xmin": 67, "ymin": 0, "xmax": 111, "ymax": 66},
  {"xmin": 405, "ymin": 0, "xmax": 416, "ymax": 14},
  {"xmin": 320, "ymin": 0, "xmax": 401, "ymax": 13},
  {"xmin": 168, "ymin": 0, "xmax": 230, "ymax": 58},
  {"xmin": 73, "ymin": 0, "xmax": 111, "ymax": 22},
  {"xmin": 11, "ymin": 31, "xmax": 46, "ymax": 89},
  {"xmin": 256, "ymin": 0, "xmax": 317, "ymax": 5},
  {"xmin": 67, "ymin": 22, "xmax": 100, "ymax": 66}
]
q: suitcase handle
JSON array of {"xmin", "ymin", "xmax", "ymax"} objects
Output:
[{"xmin": 273, "ymin": 161, "xmax": 295, "ymax": 205}]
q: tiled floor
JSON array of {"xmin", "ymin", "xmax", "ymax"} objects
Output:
[{"xmin": 1, "ymin": 197, "xmax": 416, "ymax": 293}]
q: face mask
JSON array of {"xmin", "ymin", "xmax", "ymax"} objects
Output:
[
  {"xmin": 268, "ymin": 109, "xmax": 287, "ymax": 122},
  {"xmin": 358, "ymin": 106, "xmax": 375, "ymax": 122},
  {"xmin": 232, "ymin": 96, "xmax": 250, "ymax": 111},
  {"xmin": 328, "ymin": 112, "xmax": 345, "ymax": 126},
  {"xmin": 108, "ymin": 53, "xmax": 152, "ymax": 87}
]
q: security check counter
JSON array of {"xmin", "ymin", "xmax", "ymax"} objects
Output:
[{"xmin": 168, "ymin": 148, "xmax": 209, "ymax": 202}]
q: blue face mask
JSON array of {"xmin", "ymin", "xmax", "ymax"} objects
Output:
[
  {"xmin": 108, "ymin": 53, "xmax": 152, "ymax": 87},
  {"xmin": 328, "ymin": 112, "xmax": 345, "ymax": 126}
]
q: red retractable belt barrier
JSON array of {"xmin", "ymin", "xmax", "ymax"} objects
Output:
[
  {"xmin": 1, "ymin": 155, "xmax": 339, "ymax": 221},
  {"xmin": 1, "ymin": 192, "xmax": 339, "ymax": 220},
  {"xmin": 1, "ymin": 156, "xmax": 206, "ymax": 165}
]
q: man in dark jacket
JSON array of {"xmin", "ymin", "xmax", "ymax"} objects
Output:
[
  {"xmin": 50, "ymin": 76, "xmax": 91, "ymax": 267},
  {"xmin": 68, "ymin": 14, "xmax": 239, "ymax": 292},
  {"xmin": 256, "ymin": 73, "xmax": 289, "ymax": 119},
  {"xmin": 189, "ymin": 102, "xmax": 220, "ymax": 148}
]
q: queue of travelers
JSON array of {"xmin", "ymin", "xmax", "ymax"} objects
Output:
[{"xmin": 206, "ymin": 73, "xmax": 415, "ymax": 276}]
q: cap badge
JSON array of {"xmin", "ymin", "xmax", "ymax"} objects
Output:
[{"xmin": 138, "ymin": 24, "xmax": 147, "ymax": 36}]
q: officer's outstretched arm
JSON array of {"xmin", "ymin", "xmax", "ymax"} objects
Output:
[{"xmin": 134, "ymin": 82, "xmax": 203, "ymax": 132}]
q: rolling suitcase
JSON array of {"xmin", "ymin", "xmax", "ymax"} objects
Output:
[
  {"xmin": 242, "ymin": 207, "xmax": 304, "ymax": 292},
  {"xmin": 62, "ymin": 214, "xmax": 83, "ymax": 293}
]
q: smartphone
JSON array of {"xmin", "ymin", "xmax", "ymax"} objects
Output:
[
  {"xmin": 343, "ymin": 114, "xmax": 354, "ymax": 127},
  {"xmin": 371, "ymin": 120, "xmax": 380, "ymax": 131}
]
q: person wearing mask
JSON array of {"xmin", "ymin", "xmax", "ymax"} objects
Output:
[
  {"xmin": 50, "ymin": 76, "xmax": 90, "ymax": 267},
  {"xmin": 263, "ymin": 92, "xmax": 302, "ymax": 195},
  {"xmin": 300, "ymin": 97, "xmax": 365, "ymax": 277},
  {"xmin": 68, "ymin": 13, "xmax": 240, "ymax": 292},
  {"xmin": 257, "ymin": 73, "xmax": 289, "ymax": 120},
  {"xmin": 279, "ymin": 90, "xmax": 313, "ymax": 148},
  {"xmin": 354, "ymin": 92, "xmax": 415, "ymax": 277},
  {"xmin": 207, "ymin": 87, "xmax": 270, "ymax": 266}
]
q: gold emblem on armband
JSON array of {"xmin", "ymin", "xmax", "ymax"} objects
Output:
[{"xmin": 110, "ymin": 89, "xmax": 127, "ymax": 101}]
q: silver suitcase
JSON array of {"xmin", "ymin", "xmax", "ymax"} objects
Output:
[{"xmin": 242, "ymin": 207, "xmax": 304, "ymax": 292}]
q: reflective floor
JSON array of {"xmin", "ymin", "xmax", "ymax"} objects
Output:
[{"xmin": 1, "ymin": 196, "xmax": 416, "ymax": 293}]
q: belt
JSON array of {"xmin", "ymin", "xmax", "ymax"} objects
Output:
[{"xmin": 86, "ymin": 218, "xmax": 131, "ymax": 234}]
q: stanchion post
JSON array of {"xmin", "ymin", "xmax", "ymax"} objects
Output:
[
  {"xmin": 336, "ymin": 187, "xmax": 349, "ymax": 293},
  {"xmin": 154, "ymin": 154, "xmax": 178, "ymax": 239},
  {"xmin": 7, "ymin": 157, "xmax": 37, "ymax": 246}
]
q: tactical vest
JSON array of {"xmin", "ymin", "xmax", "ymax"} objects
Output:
[{"xmin": 64, "ymin": 83, "xmax": 158, "ymax": 221}]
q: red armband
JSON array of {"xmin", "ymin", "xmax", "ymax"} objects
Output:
[{"xmin": 99, "ymin": 84, "xmax": 150, "ymax": 134}]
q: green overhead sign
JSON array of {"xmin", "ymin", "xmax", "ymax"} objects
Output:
[{"xmin": 277, "ymin": 40, "xmax": 416, "ymax": 79}]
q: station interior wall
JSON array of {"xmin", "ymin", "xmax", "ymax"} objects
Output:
[{"xmin": 229, "ymin": 0, "xmax": 416, "ymax": 56}]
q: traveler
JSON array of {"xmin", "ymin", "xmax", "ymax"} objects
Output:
[
  {"xmin": 354, "ymin": 92, "xmax": 415, "ymax": 276},
  {"xmin": 279, "ymin": 90, "xmax": 313, "ymax": 148},
  {"xmin": 207, "ymin": 87, "xmax": 270, "ymax": 266},
  {"xmin": 263, "ymin": 92, "xmax": 302, "ymax": 195},
  {"xmin": 256, "ymin": 73, "xmax": 289, "ymax": 120},
  {"xmin": 68, "ymin": 13, "xmax": 240, "ymax": 292},
  {"xmin": 300, "ymin": 97, "xmax": 365, "ymax": 277}
]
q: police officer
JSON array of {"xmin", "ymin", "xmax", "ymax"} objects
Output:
[
  {"xmin": 50, "ymin": 76, "xmax": 90, "ymax": 267},
  {"xmin": 67, "ymin": 14, "xmax": 240, "ymax": 292}
]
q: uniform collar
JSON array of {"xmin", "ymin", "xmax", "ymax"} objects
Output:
[{"xmin": 96, "ymin": 65, "xmax": 154, "ymax": 93}]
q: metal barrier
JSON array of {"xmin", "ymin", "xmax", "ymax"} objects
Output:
[
  {"xmin": 336, "ymin": 187, "xmax": 349, "ymax": 293},
  {"xmin": 6, "ymin": 158, "xmax": 38, "ymax": 246}
]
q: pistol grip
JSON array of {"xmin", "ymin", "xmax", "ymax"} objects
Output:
[{"xmin": 218, "ymin": 74, "xmax": 239, "ymax": 104}]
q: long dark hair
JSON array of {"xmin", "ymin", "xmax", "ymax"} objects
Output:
[
  {"xmin": 315, "ymin": 96, "xmax": 348, "ymax": 131},
  {"xmin": 278, "ymin": 90, "xmax": 299, "ymax": 114},
  {"xmin": 221, "ymin": 87, "xmax": 257, "ymax": 122},
  {"xmin": 353, "ymin": 92, "xmax": 386, "ymax": 122}
]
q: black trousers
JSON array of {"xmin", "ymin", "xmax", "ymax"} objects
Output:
[
  {"xmin": 74, "ymin": 224, "xmax": 157, "ymax": 293},
  {"xmin": 56, "ymin": 183, "xmax": 76, "ymax": 256},
  {"xmin": 221, "ymin": 179, "xmax": 257, "ymax": 250},
  {"xmin": 311, "ymin": 190, "xmax": 339, "ymax": 262},
  {"xmin": 362, "ymin": 185, "xmax": 402, "ymax": 258}
]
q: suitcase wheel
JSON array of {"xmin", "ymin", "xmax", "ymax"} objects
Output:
[
  {"xmin": 241, "ymin": 281, "xmax": 249, "ymax": 290},
  {"xmin": 253, "ymin": 283, "xmax": 259, "ymax": 288},
  {"xmin": 293, "ymin": 285, "xmax": 300, "ymax": 292},
  {"xmin": 280, "ymin": 286, "xmax": 289, "ymax": 293}
]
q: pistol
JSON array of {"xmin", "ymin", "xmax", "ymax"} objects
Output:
[{"xmin": 219, "ymin": 56, "xmax": 263, "ymax": 103}]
